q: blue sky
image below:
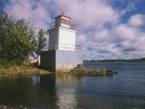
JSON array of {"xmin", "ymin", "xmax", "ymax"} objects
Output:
[{"xmin": 0, "ymin": 0, "xmax": 145, "ymax": 60}]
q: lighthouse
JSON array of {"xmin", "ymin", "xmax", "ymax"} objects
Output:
[
  {"xmin": 49, "ymin": 12, "xmax": 76, "ymax": 51},
  {"xmin": 40, "ymin": 13, "xmax": 83, "ymax": 72}
]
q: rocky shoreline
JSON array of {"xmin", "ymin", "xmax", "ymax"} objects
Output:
[
  {"xmin": 0, "ymin": 64, "xmax": 118, "ymax": 77},
  {"xmin": 69, "ymin": 64, "xmax": 118, "ymax": 76}
]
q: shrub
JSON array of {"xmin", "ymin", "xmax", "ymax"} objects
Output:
[{"xmin": 0, "ymin": 59, "xmax": 23, "ymax": 68}]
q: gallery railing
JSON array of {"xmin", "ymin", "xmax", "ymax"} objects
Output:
[
  {"xmin": 48, "ymin": 22, "xmax": 76, "ymax": 30},
  {"xmin": 49, "ymin": 43, "xmax": 82, "ymax": 51}
]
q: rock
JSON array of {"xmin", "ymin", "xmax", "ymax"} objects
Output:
[
  {"xmin": 18, "ymin": 73, "xmax": 22, "ymax": 76},
  {"xmin": 69, "ymin": 64, "xmax": 118, "ymax": 76},
  {"xmin": 19, "ymin": 105, "xmax": 22, "ymax": 107},
  {"xmin": 3, "ymin": 106, "xmax": 7, "ymax": 109},
  {"xmin": 114, "ymin": 72, "xmax": 118, "ymax": 74},
  {"xmin": 106, "ymin": 70, "xmax": 114, "ymax": 76}
]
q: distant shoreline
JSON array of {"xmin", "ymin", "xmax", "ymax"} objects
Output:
[
  {"xmin": 84, "ymin": 61, "xmax": 145, "ymax": 63},
  {"xmin": 83, "ymin": 58, "xmax": 145, "ymax": 63}
]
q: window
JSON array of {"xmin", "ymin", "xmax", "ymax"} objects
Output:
[{"xmin": 61, "ymin": 19, "xmax": 69, "ymax": 25}]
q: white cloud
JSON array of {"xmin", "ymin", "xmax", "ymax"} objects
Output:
[
  {"xmin": 128, "ymin": 14, "xmax": 144, "ymax": 27},
  {"xmin": 2, "ymin": 0, "xmax": 145, "ymax": 60},
  {"xmin": 4, "ymin": 0, "xmax": 32, "ymax": 19},
  {"xmin": 120, "ymin": 2, "xmax": 136, "ymax": 15},
  {"xmin": 4, "ymin": 0, "xmax": 120, "ymax": 33},
  {"xmin": 49, "ymin": 0, "xmax": 120, "ymax": 32},
  {"xmin": 109, "ymin": 24, "xmax": 138, "ymax": 42},
  {"xmin": 4, "ymin": 0, "xmax": 51, "ymax": 36},
  {"xmin": 78, "ymin": 14, "xmax": 145, "ymax": 60}
]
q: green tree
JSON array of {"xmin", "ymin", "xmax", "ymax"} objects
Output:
[
  {"xmin": 35, "ymin": 29, "xmax": 47, "ymax": 56},
  {"xmin": 0, "ymin": 10, "xmax": 37, "ymax": 63},
  {"xmin": 35, "ymin": 29, "xmax": 47, "ymax": 65}
]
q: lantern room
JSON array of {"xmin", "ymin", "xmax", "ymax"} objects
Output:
[{"xmin": 55, "ymin": 12, "xmax": 71, "ymax": 28}]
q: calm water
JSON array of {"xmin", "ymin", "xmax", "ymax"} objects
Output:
[{"xmin": 0, "ymin": 62, "xmax": 145, "ymax": 108}]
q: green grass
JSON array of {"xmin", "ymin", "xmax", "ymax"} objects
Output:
[
  {"xmin": 0, "ymin": 59, "xmax": 37, "ymax": 70},
  {"xmin": 25, "ymin": 63, "xmax": 35, "ymax": 69},
  {"xmin": 0, "ymin": 70, "xmax": 6, "ymax": 75},
  {"xmin": 0, "ymin": 59, "xmax": 22, "ymax": 68},
  {"xmin": 37, "ymin": 70, "xmax": 40, "ymax": 73},
  {"xmin": 71, "ymin": 70, "xmax": 78, "ymax": 75}
]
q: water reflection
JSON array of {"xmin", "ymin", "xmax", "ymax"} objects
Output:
[
  {"xmin": 0, "ymin": 77, "xmax": 34, "ymax": 107},
  {"xmin": 0, "ymin": 74, "xmax": 81, "ymax": 108},
  {"xmin": 0, "ymin": 75, "xmax": 58, "ymax": 108},
  {"xmin": 0, "ymin": 69, "xmax": 145, "ymax": 108},
  {"xmin": 55, "ymin": 75, "xmax": 79, "ymax": 109},
  {"xmin": 39, "ymin": 75, "xmax": 58, "ymax": 108}
]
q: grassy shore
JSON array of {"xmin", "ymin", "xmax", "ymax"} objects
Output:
[
  {"xmin": 0, "ymin": 59, "xmax": 79, "ymax": 77},
  {"xmin": 0, "ymin": 59, "xmax": 52, "ymax": 77},
  {"xmin": 0, "ymin": 59, "xmax": 119, "ymax": 77}
]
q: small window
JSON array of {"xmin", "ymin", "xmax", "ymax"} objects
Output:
[{"xmin": 62, "ymin": 19, "xmax": 69, "ymax": 25}]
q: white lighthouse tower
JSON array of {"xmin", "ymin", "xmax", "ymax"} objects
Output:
[
  {"xmin": 49, "ymin": 12, "xmax": 76, "ymax": 51},
  {"xmin": 40, "ymin": 13, "xmax": 83, "ymax": 71}
]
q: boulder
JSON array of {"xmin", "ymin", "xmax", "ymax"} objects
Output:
[{"xmin": 70, "ymin": 64, "xmax": 118, "ymax": 76}]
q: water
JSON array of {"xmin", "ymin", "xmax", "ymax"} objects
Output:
[{"xmin": 0, "ymin": 62, "xmax": 145, "ymax": 108}]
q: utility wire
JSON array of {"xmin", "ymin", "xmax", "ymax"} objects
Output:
[
  {"xmin": 1, "ymin": 0, "xmax": 48, "ymax": 22},
  {"xmin": 0, "ymin": 0, "xmax": 5, "ymax": 2},
  {"xmin": 15, "ymin": 0, "xmax": 49, "ymax": 23}
]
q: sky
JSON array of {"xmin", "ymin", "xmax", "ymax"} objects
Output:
[{"xmin": 0, "ymin": 0, "xmax": 145, "ymax": 60}]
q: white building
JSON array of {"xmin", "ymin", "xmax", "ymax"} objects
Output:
[{"xmin": 40, "ymin": 13, "xmax": 83, "ymax": 72}]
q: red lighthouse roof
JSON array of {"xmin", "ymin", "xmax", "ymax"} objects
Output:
[{"xmin": 55, "ymin": 12, "xmax": 71, "ymax": 19}]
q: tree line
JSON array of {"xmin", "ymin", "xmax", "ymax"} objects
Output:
[
  {"xmin": 0, "ymin": 10, "xmax": 47, "ymax": 65},
  {"xmin": 84, "ymin": 58, "xmax": 145, "ymax": 63}
]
